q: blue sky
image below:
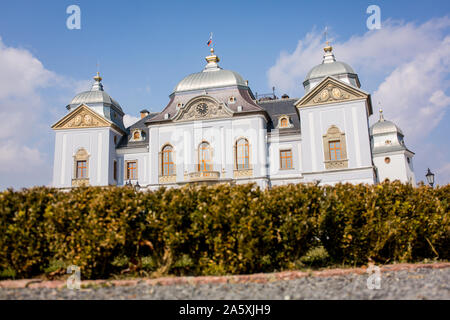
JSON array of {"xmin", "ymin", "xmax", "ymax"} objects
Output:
[{"xmin": 0, "ymin": 0, "xmax": 449, "ymax": 188}]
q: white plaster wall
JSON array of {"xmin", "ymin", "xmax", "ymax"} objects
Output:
[
  {"xmin": 298, "ymin": 99, "xmax": 374, "ymax": 184},
  {"xmin": 119, "ymin": 150, "xmax": 149, "ymax": 186},
  {"xmin": 52, "ymin": 127, "xmax": 113, "ymax": 188},
  {"xmin": 374, "ymin": 152, "xmax": 415, "ymax": 185},
  {"xmin": 267, "ymin": 132, "xmax": 302, "ymax": 186},
  {"xmin": 147, "ymin": 115, "xmax": 267, "ymax": 187}
]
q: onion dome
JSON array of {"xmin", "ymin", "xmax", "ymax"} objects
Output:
[
  {"xmin": 68, "ymin": 72, "xmax": 122, "ymax": 111},
  {"xmin": 173, "ymin": 48, "xmax": 248, "ymax": 94}
]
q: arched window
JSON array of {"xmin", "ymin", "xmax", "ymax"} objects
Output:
[
  {"xmin": 162, "ymin": 145, "xmax": 175, "ymax": 176},
  {"xmin": 236, "ymin": 138, "xmax": 250, "ymax": 170},
  {"xmin": 280, "ymin": 118, "xmax": 288, "ymax": 128},
  {"xmin": 198, "ymin": 142, "xmax": 212, "ymax": 172}
]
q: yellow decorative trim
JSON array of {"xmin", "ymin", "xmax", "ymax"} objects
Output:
[
  {"xmin": 187, "ymin": 171, "xmax": 220, "ymax": 182},
  {"xmin": 296, "ymin": 77, "xmax": 368, "ymax": 108},
  {"xmin": 173, "ymin": 96, "xmax": 233, "ymax": 122},
  {"xmin": 72, "ymin": 178, "xmax": 89, "ymax": 187},
  {"xmin": 233, "ymin": 169, "xmax": 253, "ymax": 178},
  {"xmin": 158, "ymin": 175, "xmax": 177, "ymax": 184},
  {"xmin": 52, "ymin": 104, "xmax": 125, "ymax": 134}
]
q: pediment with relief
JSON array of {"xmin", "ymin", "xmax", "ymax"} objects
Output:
[
  {"xmin": 295, "ymin": 76, "xmax": 369, "ymax": 108},
  {"xmin": 173, "ymin": 96, "xmax": 233, "ymax": 122},
  {"xmin": 52, "ymin": 105, "xmax": 114, "ymax": 130}
]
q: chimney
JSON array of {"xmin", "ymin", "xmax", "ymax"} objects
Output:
[{"xmin": 140, "ymin": 109, "xmax": 150, "ymax": 119}]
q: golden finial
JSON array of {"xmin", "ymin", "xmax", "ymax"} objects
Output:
[
  {"xmin": 205, "ymin": 47, "xmax": 220, "ymax": 64},
  {"xmin": 94, "ymin": 71, "xmax": 102, "ymax": 82}
]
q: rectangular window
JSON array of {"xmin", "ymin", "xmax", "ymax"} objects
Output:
[
  {"xmin": 280, "ymin": 150, "xmax": 293, "ymax": 169},
  {"xmin": 329, "ymin": 141, "xmax": 342, "ymax": 161},
  {"xmin": 113, "ymin": 160, "xmax": 117, "ymax": 180},
  {"xmin": 76, "ymin": 160, "xmax": 87, "ymax": 178},
  {"xmin": 126, "ymin": 161, "xmax": 137, "ymax": 180}
]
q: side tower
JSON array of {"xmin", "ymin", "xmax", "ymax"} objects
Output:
[
  {"xmin": 295, "ymin": 42, "xmax": 375, "ymax": 185},
  {"xmin": 370, "ymin": 109, "xmax": 416, "ymax": 185},
  {"xmin": 51, "ymin": 73, "xmax": 126, "ymax": 188}
]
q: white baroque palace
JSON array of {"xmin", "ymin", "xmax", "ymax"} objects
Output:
[{"xmin": 51, "ymin": 43, "xmax": 416, "ymax": 190}]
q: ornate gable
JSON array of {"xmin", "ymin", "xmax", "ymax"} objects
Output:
[
  {"xmin": 172, "ymin": 96, "xmax": 233, "ymax": 122},
  {"xmin": 295, "ymin": 76, "xmax": 370, "ymax": 109},
  {"xmin": 52, "ymin": 104, "xmax": 120, "ymax": 131}
]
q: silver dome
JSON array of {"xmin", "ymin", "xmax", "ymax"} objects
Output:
[
  {"xmin": 173, "ymin": 48, "xmax": 247, "ymax": 93},
  {"xmin": 174, "ymin": 69, "xmax": 247, "ymax": 93},
  {"xmin": 306, "ymin": 61, "xmax": 356, "ymax": 80},
  {"xmin": 70, "ymin": 90, "xmax": 122, "ymax": 110},
  {"xmin": 69, "ymin": 73, "xmax": 122, "ymax": 111},
  {"xmin": 370, "ymin": 111, "xmax": 404, "ymax": 136}
]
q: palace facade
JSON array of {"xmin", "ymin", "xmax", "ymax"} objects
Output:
[{"xmin": 51, "ymin": 43, "xmax": 416, "ymax": 189}]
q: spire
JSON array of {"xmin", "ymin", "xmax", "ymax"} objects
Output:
[
  {"xmin": 91, "ymin": 72, "xmax": 104, "ymax": 91},
  {"xmin": 204, "ymin": 47, "xmax": 221, "ymax": 72}
]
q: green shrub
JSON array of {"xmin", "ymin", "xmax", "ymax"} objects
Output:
[
  {"xmin": 0, "ymin": 182, "xmax": 448, "ymax": 279},
  {"xmin": 297, "ymin": 246, "xmax": 330, "ymax": 268}
]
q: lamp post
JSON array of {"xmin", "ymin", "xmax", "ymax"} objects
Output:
[
  {"xmin": 425, "ymin": 168, "xmax": 435, "ymax": 188},
  {"xmin": 134, "ymin": 181, "xmax": 141, "ymax": 192}
]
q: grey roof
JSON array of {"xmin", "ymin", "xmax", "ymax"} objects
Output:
[
  {"xmin": 70, "ymin": 90, "xmax": 123, "ymax": 111},
  {"xmin": 305, "ymin": 47, "xmax": 358, "ymax": 86},
  {"xmin": 174, "ymin": 69, "xmax": 247, "ymax": 93},
  {"xmin": 306, "ymin": 61, "xmax": 356, "ymax": 80},
  {"xmin": 257, "ymin": 98, "xmax": 300, "ymax": 132},
  {"xmin": 173, "ymin": 48, "xmax": 248, "ymax": 94},
  {"xmin": 372, "ymin": 144, "xmax": 410, "ymax": 155},
  {"xmin": 116, "ymin": 112, "xmax": 159, "ymax": 149},
  {"xmin": 370, "ymin": 119, "xmax": 404, "ymax": 136}
]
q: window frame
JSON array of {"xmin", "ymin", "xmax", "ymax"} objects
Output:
[
  {"xmin": 125, "ymin": 160, "xmax": 138, "ymax": 180},
  {"xmin": 322, "ymin": 125, "xmax": 348, "ymax": 170},
  {"xmin": 235, "ymin": 138, "xmax": 250, "ymax": 170},
  {"xmin": 198, "ymin": 141, "xmax": 212, "ymax": 172},
  {"xmin": 72, "ymin": 148, "xmax": 90, "ymax": 181},
  {"xmin": 161, "ymin": 145, "xmax": 175, "ymax": 176},
  {"xmin": 328, "ymin": 140, "xmax": 342, "ymax": 161},
  {"xmin": 76, "ymin": 160, "xmax": 87, "ymax": 179},
  {"xmin": 280, "ymin": 149, "xmax": 293, "ymax": 170}
]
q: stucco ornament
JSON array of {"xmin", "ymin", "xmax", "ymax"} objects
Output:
[{"xmin": 174, "ymin": 96, "xmax": 233, "ymax": 122}]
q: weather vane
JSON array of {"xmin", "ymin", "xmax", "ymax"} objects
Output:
[
  {"xmin": 207, "ymin": 32, "xmax": 213, "ymax": 47},
  {"xmin": 324, "ymin": 26, "xmax": 329, "ymax": 45}
]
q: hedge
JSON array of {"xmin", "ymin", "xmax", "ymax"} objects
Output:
[{"xmin": 0, "ymin": 182, "xmax": 448, "ymax": 279}]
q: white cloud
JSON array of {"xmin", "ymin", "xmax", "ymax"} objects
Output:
[
  {"xmin": 0, "ymin": 38, "xmax": 72, "ymax": 188},
  {"xmin": 0, "ymin": 37, "xmax": 55, "ymax": 99},
  {"xmin": 123, "ymin": 114, "xmax": 140, "ymax": 128},
  {"xmin": 0, "ymin": 140, "xmax": 45, "ymax": 173},
  {"xmin": 372, "ymin": 35, "xmax": 450, "ymax": 139}
]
